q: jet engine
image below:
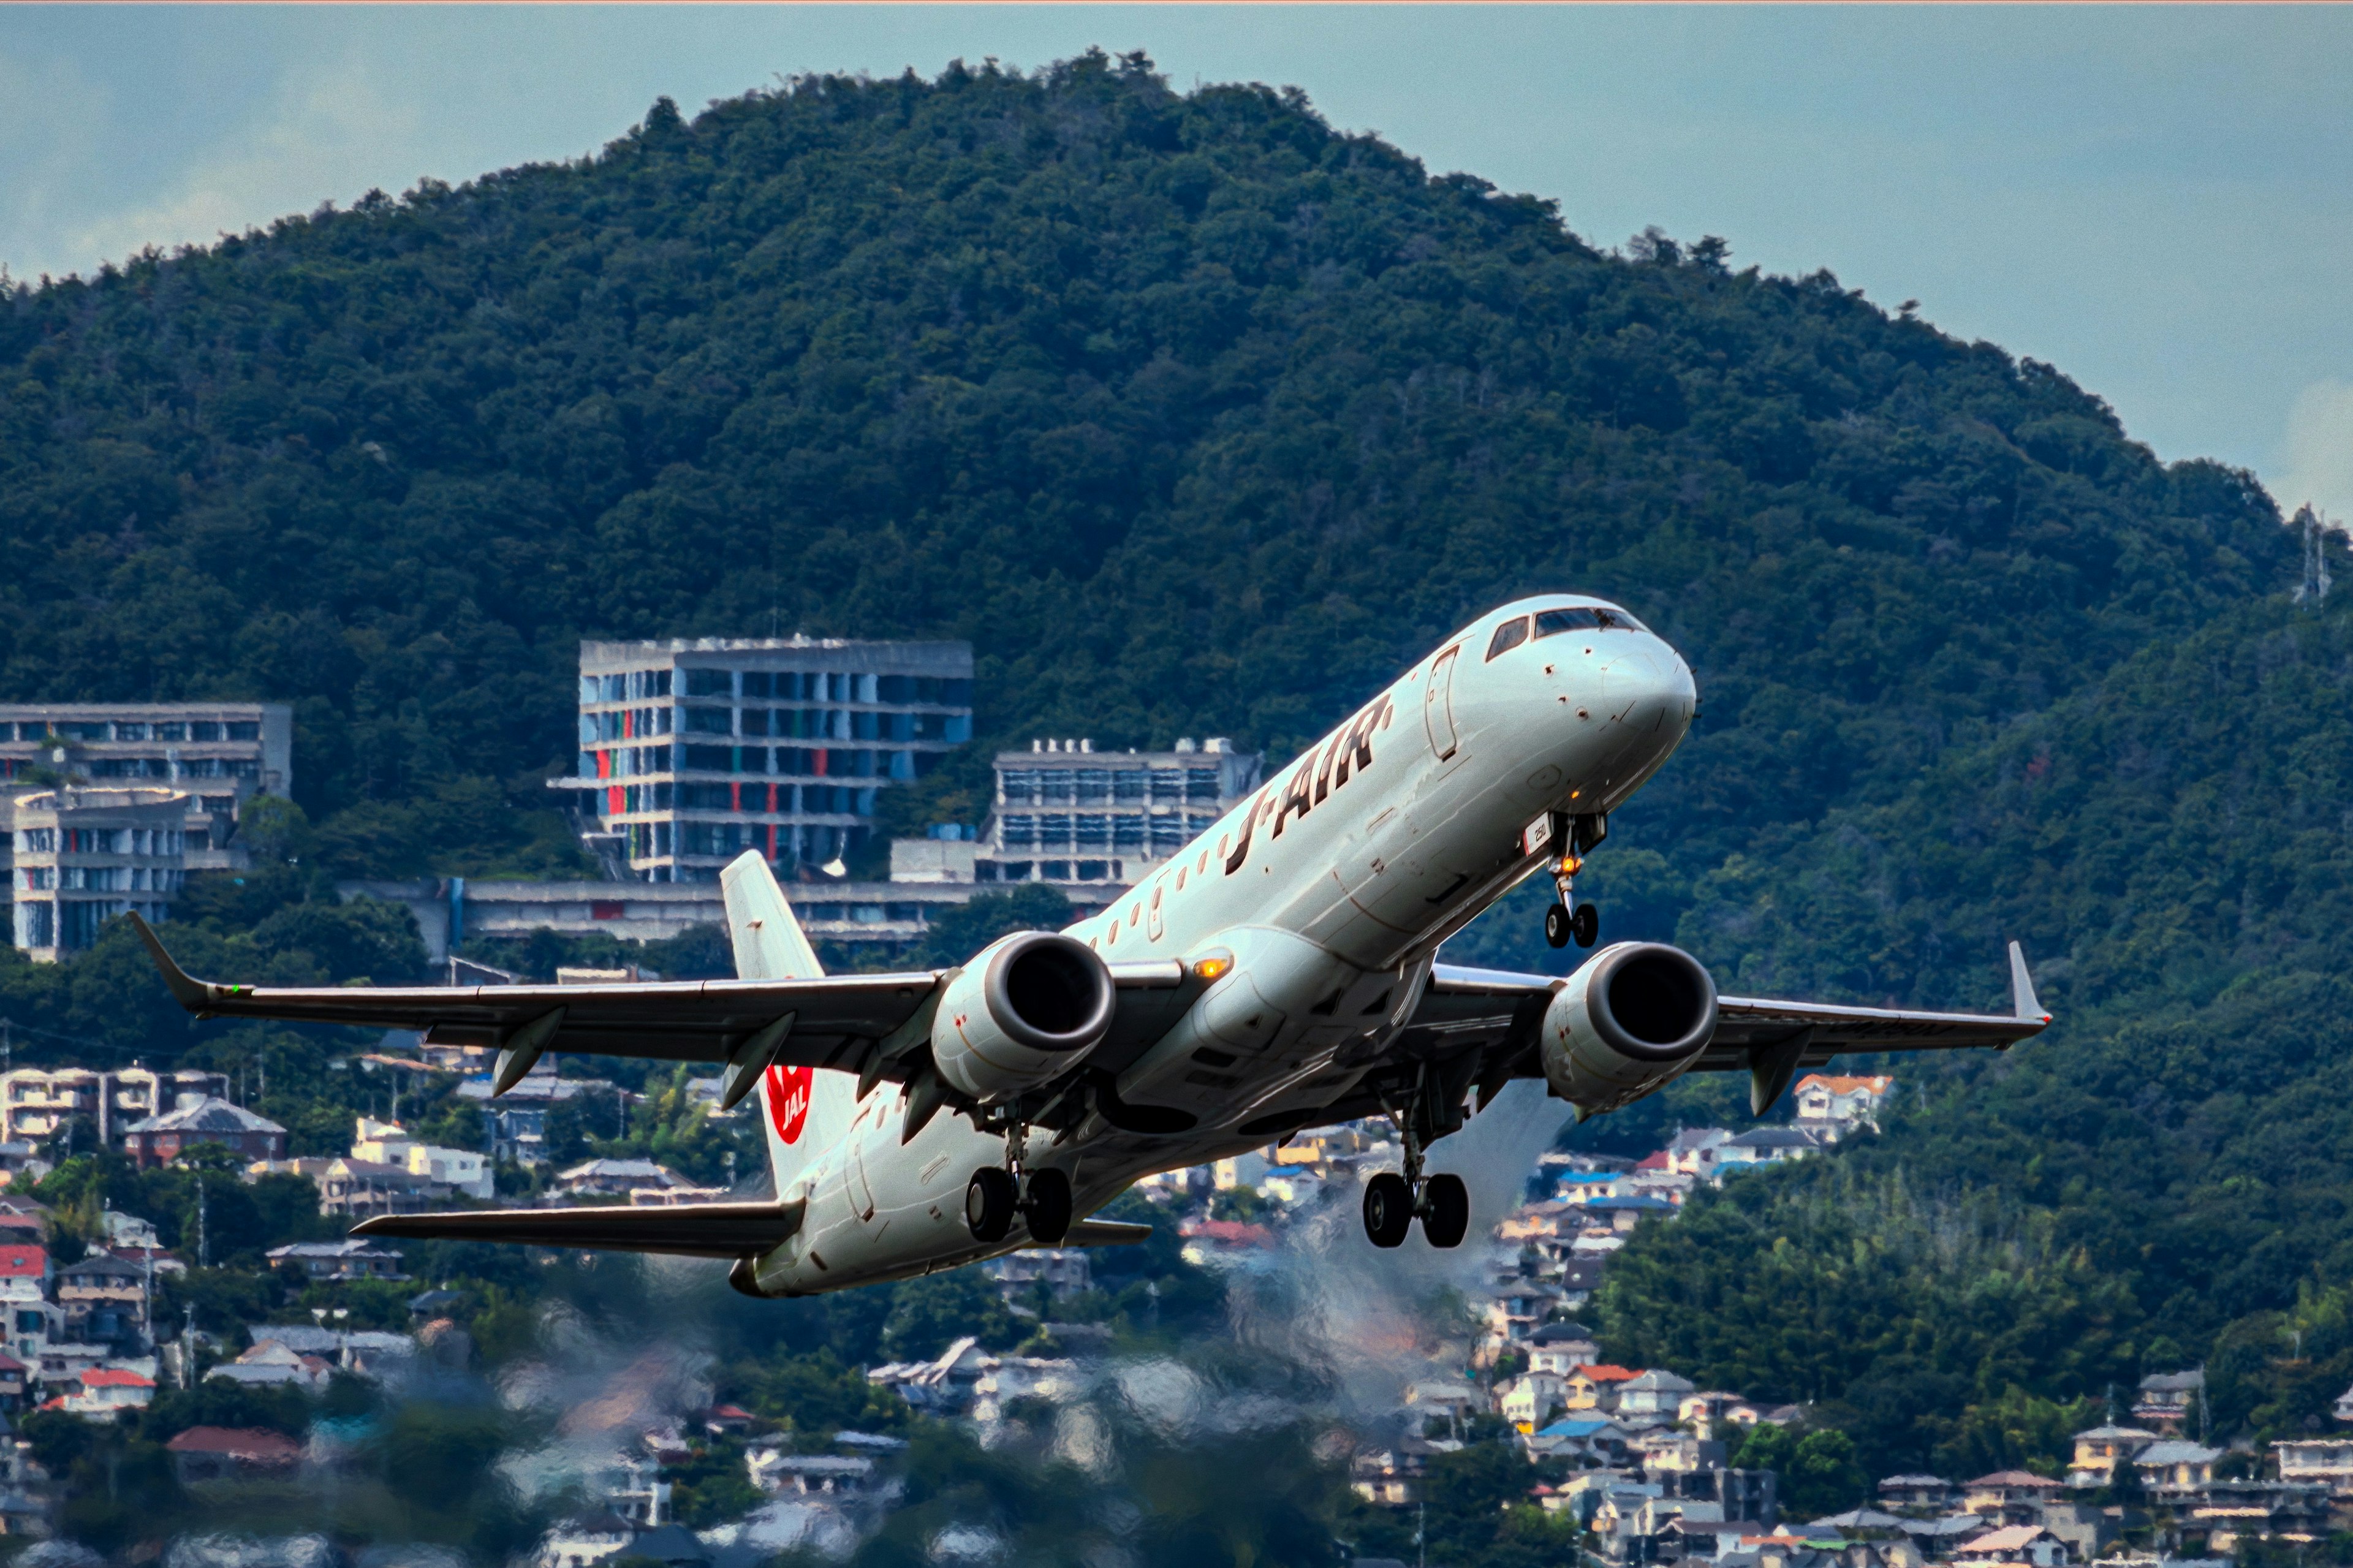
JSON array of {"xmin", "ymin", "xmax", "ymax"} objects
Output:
[
  {"xmin": 1541, "ymin": 941, "xmax": 1718, "ymax": 1113},
  {"xmin": 930, "ymin": 931, "xmax": 1116, "ymax": 1104}
]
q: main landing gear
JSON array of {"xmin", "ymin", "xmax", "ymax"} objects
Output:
[
  {"xmin": 966, "ymin": 1119, "xmax": 1072, "ymax": 1246},
  {"xmin": 1362, "ymin": 1100, "xmax": 1471, "ymax": 1249}
]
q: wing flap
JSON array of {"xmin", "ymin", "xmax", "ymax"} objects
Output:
[
  {"xmin": 350, "ymin": 1199, "xmax": 803, "ymax": 1259},
  {"xmin": 1051, "ymin": 1219, "xmax": 1152, "ymax": 1248}
]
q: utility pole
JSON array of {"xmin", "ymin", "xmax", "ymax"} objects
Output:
[
  {"xmin": 196, "ymin": 1177, "xmax": 208, "ymax": 1270},
  {"xmin": 181, "ymin": 1303, "xmax": 196, "ymax": 1388}
]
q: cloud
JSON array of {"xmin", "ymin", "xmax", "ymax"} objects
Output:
[
  {"xmin": 2272, "ymin": 379, "xmax": 2353, "ymax": 531},
  {"xmin": 51, "ymin": 58, "xmax": 423, "ymax": 277}
]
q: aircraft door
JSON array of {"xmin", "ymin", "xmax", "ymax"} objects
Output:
[
  {"xmin": 1147, "ymin": 882, "xmax": 1165, "ymax": 942},
  {"xmin": 1423, "ymin": 647, "xmax": 1461, "ymax": 760},
  {"xmin": 844, "ymin": 1107, "xmax": 879, "ymax": 1222}
]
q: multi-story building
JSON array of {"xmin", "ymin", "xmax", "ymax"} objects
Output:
[
  {"xmin": 548, "ymin": 637, "xmax": 974, "ymax": 883},
  {"xmin": 980, "ymin": 738, "xmax": 1260, "ymax": 888},
  {"xmin": 118, "ymin": 1097, "xmax": 288, "ymax": 1168},
  {"xmin": 0, "ymin": 1067, "xmax": 230, "ymax": 1148},
  {"xmin": 0, "ymin": 702, "xmax": 294, "ymax": 867},
  {"xmin": 8, "ymin": 787, "xmax": 193, "ymax": 958}
]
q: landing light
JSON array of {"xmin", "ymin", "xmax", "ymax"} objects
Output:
[{"xmin": 1192, "ymin": 953, "xmax": 1233, "ymax": 982}]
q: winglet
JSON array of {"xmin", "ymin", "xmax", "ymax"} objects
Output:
[
  {"xmin": 125, "ymin": 912, "xmax": 213, "ymax": 1011},
  {"xmin": 2009, "ymin": 941, "xmax": 2049, "ymax": 1023}
]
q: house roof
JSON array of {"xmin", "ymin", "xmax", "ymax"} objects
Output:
[
  {"xmin": 2139, "ymin": 1370, "xmax": 2205, "ymax": 1393},
  {"xmin": 1807, "ymin": 1509, "xmax": 1912, "ymax": 1531},
  {"xmin": 1585, "ymin": 1195, "xmax": 1674, "ymax": 1211},
  {"xmin": 1793, "ymin": 1075, "xmax": 1893, "ymax": 1096},
  {"xmin": 267, "ymin": 1240, "xmax": 401, "ymax": 1261},
  {"xmin": 122, "ymin": 1096, "xmax": 286, "ymax": 1137},
  {"xmin": 624, "ymin": 1524, "xmax": 711, "ymax": 1564},
  {"xmin": 0, "ymin": 1248, "xmax": 44, "ymax": 1278},
  {"xmin": 1878, "ymin": 1474, "xmax": 1953, "ymax": 1488},
  {"xmin": 1724, "ymin": 1127, "xmax": 1819, "ymax": 1149},
  {"xmin": 1968, "ymin": 1472, "xmax": 2063, "ymax": 1489},
  {"xmin": 1958, "ymin": 1525, "xmax": 2058, "ymax": 1553},
  {"xmin": 1635, "ymin": 1152, "xmax": 1670, "ymax": 1172},
  {"xmin": 2072, "ymin": 1425, "xmax": 2159, "ymax": 1441},
  {"xmin": 81, "ymin": 1368, "xmax": 154, "ymax": 1388},
  {"xmin": 165, "ymin": 1426, "xmax": 303, "ymax": 1460},
  {"xmin": 1529, "ymin": 1322, "xmax": 1596, "ymax": 1345},
  {"xmin": 2137, "ymin": 1442, "xmax": 2222, "ymax": 1466},
  {"xmin": 1622, "ymin": 1370, "xmax": 1697, "ymax": 1392},
  {"xmin": 59, "ymin": 1254, "xmax": 145, "ymax": 1281},
  {"xmin": 1664, "ymin": 1128, "xmax": 1732, "ymax": 1153},
  {"xmin": 1536, "ymin": 1418, "xmax": 1627, "ymax": 1437},
  {"xmin": 556, "ymin": 1157, "xmax": 683, "ymax": 1183},
  {"xmin": 1577, "ymin": 1365, "xmax": 1641, "ymax": 1383}
]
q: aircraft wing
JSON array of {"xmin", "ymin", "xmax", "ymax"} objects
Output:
[
  {"xmin": 1399, "ymin": 940, "xmax": 2052, "ymax": 1115},
  {"xmin": 351, "ymin": 1199, "xmax": 804, "ymax": 1259},
  {"xmin": 126, "ymin": 914, "xmax": 1191, "ymax": 1091}
]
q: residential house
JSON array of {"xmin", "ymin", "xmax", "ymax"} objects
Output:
[
  {"xmin": 2183, "ymin": 1480, "xmax": 2332, "ymax": 1551},
  {"xmin": 2067, "ymin": 1425, "xmax": 2159, "ymax": 1488},
  {"xmin": 1658, "ymin": 1466, "xmax": 1779, "ymax": 1529},
  {"xmin": 1789, "ymin": 1075, "xmax": 1893, "ymax": 1138},
  {"xmin": 1404, "ymin": 1381, "xmax": 1482, "ymax": 1428},
  {"xmin": 1352, "ymin": 1439, "xmax": 1443, "ymax": 1507},
  {"xmin": 165, "ymin": 1426, "xmax": 304, "ymax": 1483},
  {"xmin": 1500, "ymin": 1371, "xmax": 1569, "ymax": 1433},
  {"xmin": 2033, "ymin": 1502, "xmax": 2115, "ymax": 1564},
  {"xmin": 866, "ymin": 1336, "xmax": 993, "ymax": 1412},
  {"xmin": 1177, "ymin": 1219, "xmax": 1273, "ymax": 1265},
  {"xmin": 2134, "ymin": 1370, "xmax": 2204, "ymax": 1434},
  {"xmin": 1528, "ymin": 1320, "xmax": 1601, "ymax": 1374},
  {"xmin": 349, "ymin": 1116, "xmax": 494, "ymax": 1200},
  {"xmin": 1713, "ymin": 1128, "xmax": 1821, "ymax": 1173},
  {"xmin": 1662, "ymin": 1129, "xmax": 1733, "ymax": 1178},
  {"xmin": 537, "ymin": 1512, "xmax": 637, "ymax": 1568},
  {"xmin": 1618, "ymin": 1369, "xmax": 1700, "ymax": 1423},
  {"xmin": 208, "ymin": 1339, "xmax": 332, "ymax": 1389},
  {"xmin": 2274, "ymin": 1439, "xmax": 2353, "ymax": 1494},
  {"xmin": 985, "ymin": 1248, "xmax": 1091, "ymax": 1303},
  {"xmin": 1684, "ymin": 1392, "xmax": 1768, "ymax": 1434},
  {"xmin": 1566, "ymin": 1364, "xmax": 1643, "ymax": 1413},
  {"xmin": 1660, "ymin": 1515, "xmax": 1780, "ymax": 1561},
  {"xmin": 0, "ymin": 1244, "xmax": 48, "ymax": 1363},
  {"xmin": 61, "ymin": 1365, "xmax": 153, "ymax": 1420},
  {"xmin": 314, "ymin": 1157, "xmax": 449, "ymax": 1218},
  {"xmin": 2335, "ymin": 1384, "xmax": 2353, "ymax": 1426},
  {"xmin": 746, "ymin": 1450, "xmax": 874, "ymax": 1497},
  {"xmin": 1488, "ymin": 1278, "xmax": 1567, "ymax": 1340},
  {"xmin": 1877, "ymin": 1475, "xmax": 1959, "ymax": 1515},
  {"xmin": 0, "ymin": 1066, "xmax": 228, "ymax": 1148},
  {"xmin": 0, "ymin": 1349, "xmax": 22, "ymax": 1410},
  {"xmin": 1952, "ymin": 1527, "xmax": 2070, "ymax": 1568},
  {"xmin": 1556, "ymin": 1257, "xmax": 1607, "ymax": 1312},
  {"xmin": 1586, "ymin": 1195, "xmax": 1678, "ymax": 1233},
  {"xmin": 969, "ymin": 1355, "xmax": 1080, "ymax": 1425},
  {"xmin": 1635, "ymin": 1430, "xmax": 1729, "ymax": 1473},
  {"xmin": 2135, "ymin": 1441, "xmax": 2222, "ymax": 1491},
  {"xmin": 1526, "ymin": 1418, "xmax": 1632, "ymax": 1465},
  {"xmin": 54, "ymin": 1254, "xmax": 148, "ymax": 1347},
  {"xmin": 553, "ymin": 1159, "xmax": 688, "ymax": 1199},
  {"xmin": 1963, "ymin": 1474, "xmax": 2066, "ymax": 1524},
  {"xmin": 265, "ymin": 1240, "xmax": 406, "ymax": 1281},
  {"xmin": 118, "ymin": 1096, "xmax": 287, "ymax": 1168}
]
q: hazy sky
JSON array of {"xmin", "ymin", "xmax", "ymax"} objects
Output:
[{"xmin": 3, "ymin": 6, "xmax": 2349, "ymax": 523}]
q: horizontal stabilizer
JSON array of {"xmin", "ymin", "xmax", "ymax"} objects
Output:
[
  {"xmin": 351, "ymin": 1199, "xmax": 803, "ymax": 1259},
  {"xmin": 1050, "ymin": 1219, "xmax": 1151, "ymax": 1249}
]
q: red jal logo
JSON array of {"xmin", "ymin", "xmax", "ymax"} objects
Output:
[{"xmin": 765, "ymin": 1062, "xmax": 814, "ymax": 1144}]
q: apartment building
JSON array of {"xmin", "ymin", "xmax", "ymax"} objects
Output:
[
  {"xmin": 0, "ymin": 1067, "xmax": 231, "ymax": 1148},
  {"xmin": 548, "ymin": 637, "xmax": 974, "ymax": 883},
  {"xmin": 965, "ymin": 738, "xmax": 1260, "ymax": 889},
  {"xmin": 7, "ymin": 787, "xmax": 193, "ymax": 958},
  {"xmin": 0, "ymin": 703, "xmax": 293, "ymax": 868}
]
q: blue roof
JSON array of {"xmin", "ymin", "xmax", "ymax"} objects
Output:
[
  {"xmin": 1537, "ymin": 1419, "xmax": 1619, "ymax": 1437},
  {"xmin": 1585, "ymin": 1195, "xmax": 1674, "ymax": 1211}
]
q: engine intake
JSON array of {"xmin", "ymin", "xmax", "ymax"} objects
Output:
[
  {"xmin": 931, "ymin": 931, "xmax": 1116, "ymax": 1104},
  {"xmin": 1540, "ymin": 941, "xmax": 1718, "ymax": 1114}
]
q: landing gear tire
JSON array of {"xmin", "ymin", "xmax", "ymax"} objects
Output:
[
  {"xmin": 1363, "ymin": 1172, "xmax": 1413, "ymax": 1249},
  {"xmin": 1422, "ymin": 1173, "xmax": 1470, "ymax": 1248},
  {"xmin": 1571, "ymin": 903, "xmax": 1599, "ymax": 948},
  {"xmin": 1023, "ymin": 1167, "xmax": 1073, "ymax": 1245},
  {"xmin": 966, "ymin": 1167, "xmax": 1017, "ymax": 1243},
  {"xmin": 1545, "ymin": 904, "xmax": 1571, "ymax": 949}
]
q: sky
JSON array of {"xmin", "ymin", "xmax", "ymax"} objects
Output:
[{"xmin": 2, "ymin": 6, "xmax": 2349, "ymax": 524}]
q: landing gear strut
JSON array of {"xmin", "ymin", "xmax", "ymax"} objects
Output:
[
  {"xmin": 966, "ymin": 1115, "xmax": 1072, "ymax": 1246},
  {"xmin": 1540, "ymin": 814, "xmax": 1607, "ymax": 949},
  {"xmin": 1363, "ymin": 1090, "xmax": 1472, "ymax": 1249}
]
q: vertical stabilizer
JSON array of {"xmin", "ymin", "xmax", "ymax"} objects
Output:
[{"xmin": 721, "ymin": 851, "xmax": 854, "ymax": 1195}]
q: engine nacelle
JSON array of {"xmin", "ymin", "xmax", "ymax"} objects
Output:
[
  {"xmin": 1541, "ymin": 941, "xmax": 1718, "ymax": 1114},
  {"xmin": 931, "ymin": 931, "xmax": 1116, "ymax": 1104}
]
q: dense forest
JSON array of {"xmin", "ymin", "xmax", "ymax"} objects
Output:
[{"xmin": 4, "ymin": 48, "xmax": 2349, "ymax": 1512}]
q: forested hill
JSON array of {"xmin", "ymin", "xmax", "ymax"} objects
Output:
[
  {"xmin": 0, "ymin": 51, "xmax": 2287, "ymax": 882},
  {"xmin": 4, "ymin": 51, "xmax": 2344, "ymax": 1474}
]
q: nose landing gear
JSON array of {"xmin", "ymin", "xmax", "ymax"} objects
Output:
[{"xmin": 1537, "ymin": 812, "xmax": 1608, "ymax": 950}]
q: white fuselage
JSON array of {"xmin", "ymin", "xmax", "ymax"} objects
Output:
[{"xmin": 748, "ymin": 594, "xmax": 1696, "ymax": 1294}]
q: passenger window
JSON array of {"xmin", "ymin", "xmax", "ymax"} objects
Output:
[
  {"xmin": 1485, "ymin": 618, "xmax": 1531, "ymax": 661},
  {"xmin": 1534, "ymin": 607, "xmax": 1603, "ymax": 639}
]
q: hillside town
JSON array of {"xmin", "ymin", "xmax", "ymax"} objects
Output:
[{"xmin": 0, "ymin": 1048, "xmax": 2335, "ymax": 1568}]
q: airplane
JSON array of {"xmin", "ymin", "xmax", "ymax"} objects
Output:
[{"xmin": 129, "ymin": 593, "xmax": 2050, "ymax": 1295}]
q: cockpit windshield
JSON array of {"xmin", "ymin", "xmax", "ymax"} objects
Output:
[{"xmin": 1534, "ymin": 605, "xmax": 1647, "ymax": 638}]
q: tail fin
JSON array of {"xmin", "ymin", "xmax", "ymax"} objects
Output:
[{"xmin": 721, "ymin": 851, "xmax": 855, "ymax": 1196}]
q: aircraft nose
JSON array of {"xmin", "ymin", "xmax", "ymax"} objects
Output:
[{"xmin": 1599, "ymin": 637, "xmax": 1697, "ymax": 745}]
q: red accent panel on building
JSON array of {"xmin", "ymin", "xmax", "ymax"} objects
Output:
[{"xmin": 590, "ymin": 901, "xmax": 625, "ymax": 921}]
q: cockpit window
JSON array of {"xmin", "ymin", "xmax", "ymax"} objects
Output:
[
  {"xmin": 1534, "ymin": 606, "xmax": 1648, "ymax": 638},
  {"xmin": 1486, "ymin": 618, "xmax": 1530, "ymax": 661}
]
